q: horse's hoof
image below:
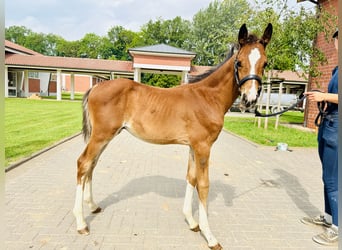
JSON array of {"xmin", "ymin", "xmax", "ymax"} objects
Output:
[
  {"xmin": 77, "ymin": 226, "xmax": 90, "ymax": 235},
  {"xmin": 91, "ymin": 207, "xmax": 102, "ymax": 214},
  {"xmin": 209, "ymin": 243, "xmax": 222, "ymax": 250},
  {"xmin": 190, "ymin": 225, "xmax": 201, "ymax": 232}
]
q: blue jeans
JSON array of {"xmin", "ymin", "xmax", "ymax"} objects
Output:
[{"xmin": 318, "ymin": 113, "xmax": 338, "ymax": 226}]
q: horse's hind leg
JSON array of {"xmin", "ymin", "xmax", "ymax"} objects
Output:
[
  {"xmin": 73, "ymin": 135, "xmax": 110, "ymax": 234},
  {"xmin": 84, "ymin": 178, "xmax": 102, "ymax": 213}
]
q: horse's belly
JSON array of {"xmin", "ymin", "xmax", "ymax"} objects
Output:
[{"xmin": 124, "ymin": 122, "xmax": 189, "ymax": 145}]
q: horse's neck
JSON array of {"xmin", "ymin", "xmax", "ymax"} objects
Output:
[{"xmin": 201, "ymin": 59, "xmax": 240, "ymax": 113}]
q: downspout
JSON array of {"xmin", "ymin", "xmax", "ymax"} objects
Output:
[{"xmin": 47, "ymin": 73, "xmax": 52, "ymax": 96}]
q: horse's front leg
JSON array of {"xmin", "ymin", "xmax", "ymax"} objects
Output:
[
  {"xmin": 195, "ymin": 147, "xmax": 222, "ymax": 250},
  {"xmin": 84, "ymin": 178, "xmax": 102, "ymax": 213},
  {"xmin": 183, "ymin": 181, "xmax": 201, "ymax": 231},
  {"xmin": 183, "ymin": 148, "xmax": 200, "ymax": 231}
]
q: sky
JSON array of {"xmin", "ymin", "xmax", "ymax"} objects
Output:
[{"xmin": 5, "ymin": 0, "xmax": 315, "ymax": 41}]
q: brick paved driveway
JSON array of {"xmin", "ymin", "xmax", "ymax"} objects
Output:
[{"xmin": 5, "ymin": 130, "xmax": 336, "ymax": 249}]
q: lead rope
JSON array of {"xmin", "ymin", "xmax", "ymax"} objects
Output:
[
  {"xmin": 254, "ymin": 95, "xmax": 306, "ymax": 117},
  {"xmin": 314, "ymin": 99, "xmax": 327, "ymax": 127},
  {"xmin": 254, "ymin": 90, "xmax": 324, "ymax": 118}
]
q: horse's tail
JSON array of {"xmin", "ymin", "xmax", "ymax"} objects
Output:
[{"xmin": 82, "ymin": 88, "xmax": 92, "ymax": 142}]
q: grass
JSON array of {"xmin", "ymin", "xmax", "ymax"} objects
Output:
[
  {"xmin": 276, "ymin": 111, "xmax": 305, "ymax": 124},
  {"xmin": 5, "ymin": 98, "xmax": 83, "ymax": 166},
  {"xmin": 42, "ymin": 92, "xmax": 84, "ymax": 101},
  {"xmin": 224, "ymin": 111, "xmax": 318, "ymax": 147}
]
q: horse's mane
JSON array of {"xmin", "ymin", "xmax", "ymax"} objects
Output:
[{"xmin": 188, "ymin": 34, "xmax": 260, "ymax": 84}]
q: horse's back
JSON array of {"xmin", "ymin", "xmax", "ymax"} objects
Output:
[{"xmin": 88, "ymin": 78, "xmax": 136, "ymax": 101}]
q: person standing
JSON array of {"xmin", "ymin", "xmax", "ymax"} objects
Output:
[{"xmin": 301, "ymin": 29, "xmax": 339, "ymax": 246}]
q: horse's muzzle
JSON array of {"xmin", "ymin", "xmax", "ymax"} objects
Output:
[{"xmin": 239, "ymin": 93, "xmax": 259, "ymax": 112}]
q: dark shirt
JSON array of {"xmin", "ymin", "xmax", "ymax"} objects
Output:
[{"xmin": 326, "ymin": 66, "xmax": 338, "ymax": 114}]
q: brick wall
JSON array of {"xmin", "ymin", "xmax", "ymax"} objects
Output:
[
  {"xmin": 304, "ymin": 0, "xmax": 338, "ymax": 129},
  {"xmin": 63, "ymin": 75, "xmax": 104, "ymax": 93},
  {"xmin": 48, "ymin": 81, "xmax": 56, "ymax": 93},
  {"xmin": 28, "ymin": 79, "xmax": 40, "ymax": 92}
]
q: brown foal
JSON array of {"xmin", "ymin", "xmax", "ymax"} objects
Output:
[{"xmin": 73, "ymin": 23, "xmax": 272, "ymax": 249}]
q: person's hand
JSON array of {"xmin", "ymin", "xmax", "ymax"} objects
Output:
[{"xmin": 304, "ymin": 91, "xmax": 325, "ymax": 102}]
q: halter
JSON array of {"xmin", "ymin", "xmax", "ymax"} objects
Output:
[{"xmin": 234, "ymin": 57, "xmax": 263, "ymax": 88}]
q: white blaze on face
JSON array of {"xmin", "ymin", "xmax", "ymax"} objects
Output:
[{"xmin": 246, "ymin": 48, "xmax": 261, "ymax": 101}]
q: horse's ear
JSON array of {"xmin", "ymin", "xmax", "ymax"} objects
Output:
[
  {"xmin": 261, "ymin": 23, "xmax": 273, "ymax": 47},
  {"xmin": 238, "ymin": 24, "xmax": 248, "ymax": 47}
]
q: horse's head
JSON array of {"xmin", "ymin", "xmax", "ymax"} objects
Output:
[{"xmin": 235, "ymin": 23, "xmax": 272, "ymax": 112}]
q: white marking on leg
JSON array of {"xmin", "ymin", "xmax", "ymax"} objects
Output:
[
  {"xmin": 84, "ymin": 181, "xmax": 99, "ymax": 212},
  {"xmin": 247, "ymin": 48, "xmax": 261, "ymax": 101},
  {"xmin": 183, "ymin": 181, "xmax": 198, "ymax": 229},
  {"xmin": 199, "ymin": 202, "xmax": 218, "ymax": 247},
  {"xmin": 73, "ymin": 184, "xmax": 87, "ymax": 230}
]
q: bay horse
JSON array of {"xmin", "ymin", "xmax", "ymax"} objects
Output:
[{"xmin": 73, "ymin": 23, "xmax": 272, "ymax": 249}]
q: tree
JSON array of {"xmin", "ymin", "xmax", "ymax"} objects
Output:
[
  {"xmin": 5, "ymin": 25, "xmax": 32, "ymax": 45},
  {"xmin": 107, "ymin": 26, "xmax": 144, "ymax": 60},
  {"xmin": 44, "ymin": 34, "xmax": 65, "ymax": 56},
  {"xmin": 97, "ymin": 37, "xmax": 117, "ymax": 60},
  {"xmin": 55, "ymin": 39, "xmax": 81, "ymax": 57},
  {"xmin": 141, "ymin": 73, "xmax": 181, "ymax": 88},
  {"xmin": 25, "ymin": 32, "xmax": 61, "ymax": 56},
  {"xmin": 187, "ymin": 0, "xmax": 253, "ymax": 66},
  {"xmin": 78, "ymin": 33, "xmax": 103, "ymax": 58},
  {"xmin": 6, "ymin": 25, "xmax": 65, "ymax": 56},
  {"xmin": 252, "ymin": 0, "xmax": 337, "ymax": 78},
  {"xmin": 141, "ymin": 17, "xmax": 191, "ymax": 49}
]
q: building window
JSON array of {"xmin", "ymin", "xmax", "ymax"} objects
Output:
[
  {"xmin": 50, "ymin": 73, "xmax": 57, "ymax": 81},
  {"xmin": 28, "ymin": 71, "xmax": 39, "ymax": 79},
  {"xmin": 8, "ymin": 71, "xmax": 17, "ymax": 97},
  {"xmin": 8, "ymin": 71, "xmax": 17, "ymax": 87}
]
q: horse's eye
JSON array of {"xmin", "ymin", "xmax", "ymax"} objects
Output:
[
  {"xmin": 263, "ymin": 62, "xmax": 268, "ymax": 68},
  {"xmin": 236, "ymin": 61, "xmax": 242, "ymax": 67}
]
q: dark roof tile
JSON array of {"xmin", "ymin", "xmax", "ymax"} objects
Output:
[
  {"xmin": 5, "ymin": 40, "xmax": 42, "ymax": 55},
  {"xmin": 5, "ymin": 54, "xmax": 133, "ymax": 73}
]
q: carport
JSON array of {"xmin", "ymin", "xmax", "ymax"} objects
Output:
[{"xmin": 128, "ymin": 43, "xmax": 196, "ymax": 83}]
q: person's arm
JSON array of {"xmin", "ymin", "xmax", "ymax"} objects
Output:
[{"xmin": 304, "ymin": 91, "xmax": 338, "ymax": 104}]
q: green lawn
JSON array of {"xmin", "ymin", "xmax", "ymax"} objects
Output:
[
  {"xmin": 5, "ymin": 98, "xmax": 83, "ymax": 166},
  {"xmin": 224, "ymin": 111, "xmax": 318, "ymax": 147},
  {"xmin": 42, "ymin": 92, "xmax": 84, "ymax": 101}
]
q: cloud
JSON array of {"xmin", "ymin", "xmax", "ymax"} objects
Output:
[{"xmin": 6, "ymin": 0, "xmax": 212, "ymax": 40}]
